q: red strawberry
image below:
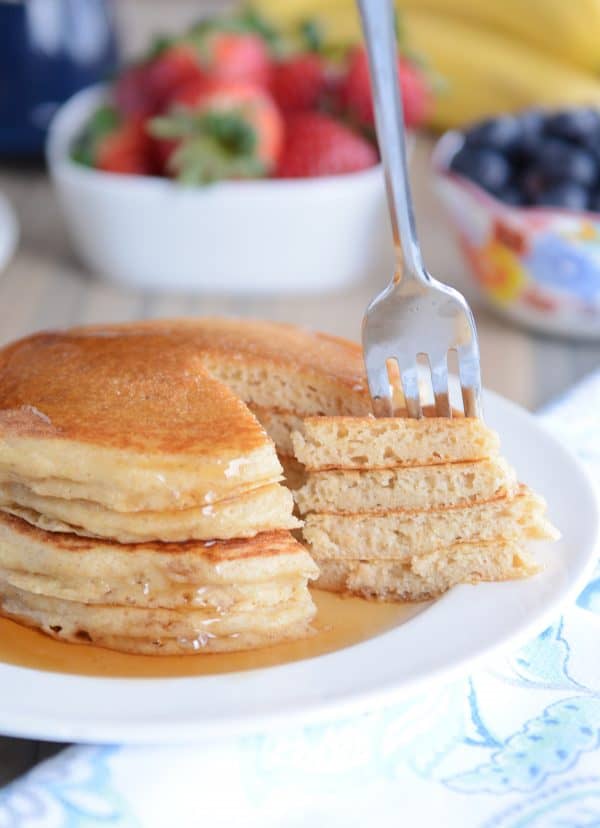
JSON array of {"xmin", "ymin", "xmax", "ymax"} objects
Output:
[
  {"xmin": 97, "ymin": 120, "xmax": 151, "ymax": 174},
  {"xmin": 71, "ymin": 107, "xmax": 152, "ymax": 175},
  {"xmin": 270, "ymin": 54, "xmax": 327, "ymax": 113},
  {"xmin": 340, "ymin": 47, "xmax": 431, "ymax": 129},
  {"xmin": 276, "ymin": 112, "xmax": 378, "ymax": 178},
  {"xmin": 149, "ymin": 81, "xmax": 283, "ymax": 183},
  {"xmin": 197, "ymin": 31, "xmax": 271, "ymax": 87},
  {"xmin": 167, "ymin": 76, "xmax": 213, "ymax": 108},
  {"xmin": 398, "ymin": 60, "xmax": 432, "ymax": 128},
  {"xmin": 115, "ymin": 44, "xmax": 205, "ymax": 117},
  {"xmin": 113, "ymin": 63, "xmax": 154, "ymax": 117}
]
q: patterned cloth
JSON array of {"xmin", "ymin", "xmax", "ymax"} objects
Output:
[{"xmin": 2, "ymin": 375, "xmax": 600, "ymax": 828}]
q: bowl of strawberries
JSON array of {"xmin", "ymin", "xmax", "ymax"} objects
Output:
[{"xmin": 47, "ymin": 8, "xmax": 431, "ymax": 293}]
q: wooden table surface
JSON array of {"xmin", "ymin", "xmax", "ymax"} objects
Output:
[{"xmin": 0, "ymin": 0, "xmax": 599, "ymax": 783}]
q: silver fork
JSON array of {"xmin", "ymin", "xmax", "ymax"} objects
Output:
[{"xmin": 358, "ymin": 0, "xmax": 482, "ymax": 419}]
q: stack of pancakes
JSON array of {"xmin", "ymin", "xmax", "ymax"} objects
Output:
[
  {"xmin": 293, "ymin": 413, "xmax": 558, "ymax": 601},
  {"xmin": 0, "ymin": 317, "xmax": 558, "ymax": 651},
  {"xmin": 0, "ymin": 326, "xmax": 319, "ymax": 654}
]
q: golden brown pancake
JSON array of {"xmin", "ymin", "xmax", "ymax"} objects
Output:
[
  {"xmin": 68, "ymin": 317, "xmax": 373, "ymax": 415},
  {"xmin": 0, "ymin": 318, "xmax": 385, "ymax": 653},
  {"xmin": 0, "ymin": 329, "xmax": 283, "ymax": 512},
  {"xmin": 0, "ymin": 482, "xmax": 299, "ymax": 543},
  {"xmin": 0, "ymin": 513, "xmax": 318, "ymax": 652},
  {"xmin": 0, "ymin": 512, "xmax": 317, "ymax": 601},
  {"xmin": 0, "ymin": 580, "xmax": 316, "ymax": 655},
  {"xmin": 0, "ymin": 567, "xmax": 306, "ymax": 612},
  {"xmin": 61, "ymin": 318, "xmax": 376, "ymax": 468}
]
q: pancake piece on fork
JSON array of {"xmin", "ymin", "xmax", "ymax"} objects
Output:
[{"xmin": 293, "ymin": 413, "xmax": 559, "ymax": 601}]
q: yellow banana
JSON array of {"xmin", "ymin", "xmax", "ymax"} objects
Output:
[
  {"xmin": 253, "ymin": 0, "xmax": 353, "ymax": 29},
  {"xmin": 254, "ymin": 0, "xmax": 600, "ymax": 73},
  {"xmin": 253, "ymin": 1, "xmax": 362, "ymax": 47},
  {"xmin": 402, "ymin": 10, "xmax": 600, "ymax": 129},
  {"xmin": 396, "ymin": 0, "xmax": 600, "ymax": 73}
]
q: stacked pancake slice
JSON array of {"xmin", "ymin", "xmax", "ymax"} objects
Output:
[
  {"xmin": 293, "ymin": 413, "xmax": 559, "ymax": 601},
  {"xmin": 0, "ymin": 327, "xmax": 317, "ymax": 654}
]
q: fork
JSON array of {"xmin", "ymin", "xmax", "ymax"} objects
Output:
[{"xmin": 357, "ymin": 0, "xmax": 482, "ymax": 420}]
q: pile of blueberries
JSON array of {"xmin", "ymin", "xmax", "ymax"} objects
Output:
[{"xmin": 449, "ymin": 108, "xmax": 600, "ymax": 212}]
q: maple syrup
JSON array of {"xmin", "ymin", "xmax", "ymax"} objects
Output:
[{"xmin": 0, "ymin": 590, "xmax": 427, "ymax": 678}]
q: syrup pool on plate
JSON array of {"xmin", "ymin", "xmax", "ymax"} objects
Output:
[{"xmin": 0, "ymin": 590, "xmax": 428, "ymax": 678}]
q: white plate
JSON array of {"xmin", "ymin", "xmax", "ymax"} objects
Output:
[{"xmin": 0, "ymin": 389, "xmax": 597, "ymax": 744}]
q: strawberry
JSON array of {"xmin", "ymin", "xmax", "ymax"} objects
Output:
[
  {"xmin": 149, "ymin": 81, "xmax": 283, "ymax": 183},
  {"xmin": 113, "ymin": 63, "xmax": 154, "ymax": 117},
  {"xmin": 114, "ymin": 43, "xmax": 205, "ymax": 117},
  {"xmin": 195, "ymin": 31, "xmax": 271, "ymax": 87},
  {"xmin": 340, "ymin": 47, "xmax": 431, "ymax": 129},
  {"xmin": 188, "ymin": 11, "xmax": 275, "ymax": 88},
  {"xmin": 270, "ymin": 54, "xmax": 327, "ymax": 113},
  {"xmin": 71, "ymin": 107, "xmax": 152, "ymax": 175},
  {"xmin": 276, "ymin": 112, "xmax": 378, "ymax": 178},
  {"xmin": 398, "ymin": 60, "xmax": 432, "ymax": 128}
]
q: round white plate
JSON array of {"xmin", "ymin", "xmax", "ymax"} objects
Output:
[{"xmin": 0, "ymin": 389, "xmax": 597, "ymax": 744}]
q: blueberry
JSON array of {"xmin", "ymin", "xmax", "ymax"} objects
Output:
[
  {"xmin": 534, "ymin": 183, "xmax": 589, "ymax": 210},
  {"xmin": 511, "ymin": 110, "xmax": 545, "ymax": 163},
  {"xmin": 450, "ymin": 145, "xmax": 511, "ymax": 193},
  {"xmin": 496, "ymin": 185, "xmax": 524, "ymax": 206},
  {"xmin": 579, "ymin": 125, "xmax": 600, "ymax": 161},
  {"xmin": 520, "ymin": 168, "xmax": 546, "ymax": 202},
  {"xmin": 465, "ymin": 116, "xmax": 522, "ymax": 153},
  {"xmin": 537, "ymin": 139, "xmax": 597, "ymax": 187},
  {"xmin": 588, "ymin": 191, "xmax": 600, "ymax": 213},
  {"xmin": 519, "ymin": 109, "xmax": 545, "ymax": 138},
  {"xmin": 544, "ymin": 108, "xmax": 600, "ymax": 143}
]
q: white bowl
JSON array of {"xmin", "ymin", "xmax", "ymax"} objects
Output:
[{"xmin": 46, "ymin": 86, "xmax": 393, "ymax": 294}]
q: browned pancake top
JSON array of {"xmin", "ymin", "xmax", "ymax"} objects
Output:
[
  {"xmin": 0, "ymin": 329, "xmax": 268, "ymax": 455},
  {"xmin": 70, "ymin": 317, "xmax": 368, "ymax": 393}
]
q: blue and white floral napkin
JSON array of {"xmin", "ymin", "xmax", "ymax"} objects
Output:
[{"xmin": 2, "ymin": 374, "xmax": 600, "ymax": 828}]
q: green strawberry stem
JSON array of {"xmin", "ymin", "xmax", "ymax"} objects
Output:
[
  {"xmin": 298, "ymin": 19, "xmax": 323, "ymax": 53},
  {"xmin": 71, "ymin": 106, "xmax": 121, "ymax": 167},
  {"xmin": 188, "ymin": 7, "xmax": 283, "ymax": 56},
  {"xmin": 150, "ymin": 109, "xmax": 265, "ymax": 184}
]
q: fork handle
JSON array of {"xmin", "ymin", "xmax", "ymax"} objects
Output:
[{"xmin": 357, "ymin": 0, "xmax": 428, "ymax": 286}]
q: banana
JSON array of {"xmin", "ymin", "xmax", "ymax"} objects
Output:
[
  {"xmin": 253, "ymin": 1, "xmax": 362, "ymax": 47},
  {"xmin": 254, "ymin": 0, "xmax": 600, "ymax": 72},
  {"xmin": 396, "ymin": 0, "xmax": 600, "ymax": 73},
  {"xmin": 402, "ymin": 10, "xmax": 600, "ymax": 129},
  {"xmin": 253, "ymin": 0, "xmax": 353, "ymax": 29}
]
